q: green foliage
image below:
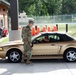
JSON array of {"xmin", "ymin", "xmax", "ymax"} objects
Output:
[
  {"xmin": 7, "ymin": 0, "xmax": 76, "ymax": 16},
  {"xmin": 0, "ymin": 37, "xmax": 9, "ymax": 44},
  {"xmin": 62, "ymin": 0, "xmax": 76, "ymax": 14},
  {"xmin": 19, "ymin": 0, "xmax": 62, "ymax": 16}
]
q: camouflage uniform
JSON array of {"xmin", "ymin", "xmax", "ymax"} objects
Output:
[{"xmin": 22, "ymin": 25, "xmax": 32, "ymax": 60}]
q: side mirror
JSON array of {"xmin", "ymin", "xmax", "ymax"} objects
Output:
[{"xmin": 32, "ymin": 40, "xmax": 39, "ymax": 44}]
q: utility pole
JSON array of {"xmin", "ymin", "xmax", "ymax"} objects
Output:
[
  {"xmin": 9, "ymin": 0, "xmax": 21, "ymax": 41},
  {"xmin": 10, "ymin": 0, "xmax": 18, "ymax": 30}
]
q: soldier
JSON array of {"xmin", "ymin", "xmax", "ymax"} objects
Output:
[{"xmin": 21, "ymin": 20, "xmax": 34, "ymax": 64}]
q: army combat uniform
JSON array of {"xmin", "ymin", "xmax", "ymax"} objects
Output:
[{"xmin": 22, "ymin": 25, "xmax": 32, "ymax": 61}]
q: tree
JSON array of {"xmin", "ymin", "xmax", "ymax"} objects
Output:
[
  {"xmin": 44, "ymin": 0, "xmax": 62, "ymax": 15},
  {"xmin": 18, "ymin": 0, "xmax": 62, "ymax": 16},
  {"xmin": 19, "ymin": 0, "xmax": 49, "ymax": 16},
  {"xmin": 61, "ymin": 0, "xmax": 76, "ymax": 14},
  {"xmin": 7, "ymin": 0, "xmax": 76, "ymax": 16}
]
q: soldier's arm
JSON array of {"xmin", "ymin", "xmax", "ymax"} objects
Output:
[
  {"xmin": 22, "ymin": 27, "xmax": 28, "ymax": 42},
  {"xmin": 27, "ymin": 30, "xmax": 32, "ymax": 44},
  {"xmin": 28, "ymin": 36, "xmax": 31, "ymax": 44}
]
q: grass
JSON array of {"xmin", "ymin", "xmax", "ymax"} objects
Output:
[
  {"xmin": 0, "ymin": 37, "xmax": 9, "ymax": 44},
  {"xmin": 58, "ymin": 23, "xmax": 76, "ymax": 38}
]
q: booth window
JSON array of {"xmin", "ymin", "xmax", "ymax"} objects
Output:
[{"xmin": 3, "ymin": 9, "xmax": 5, "ymax": 11}]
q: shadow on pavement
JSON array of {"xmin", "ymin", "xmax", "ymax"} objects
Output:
[{"xmin": 0, "ymin": 58, "xmax": 75, "ymax": 63}]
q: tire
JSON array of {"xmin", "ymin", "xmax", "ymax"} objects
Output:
[
  {"xmin": 64, "ymin": 49, "xmax": 76, "ymax": 62},
  {"xmin": 7, "ymin": 49, "xmax": 22, "ymax": 63}
]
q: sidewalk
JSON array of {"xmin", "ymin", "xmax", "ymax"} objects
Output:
[{"xmin": 0, "ymin": 60, "xmax": 76, "ymax": 75}]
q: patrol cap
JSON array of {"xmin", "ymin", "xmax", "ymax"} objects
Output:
[{"xmin": 28, "ymin": 19, "xmax": 34, "ymax": 24}]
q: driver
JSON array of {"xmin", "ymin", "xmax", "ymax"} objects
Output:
[
  {"xmin": 37, "ymin": 35, "xmax": 49, "ymax": 43},
  {"xmin": 43, "ymin": 35, "xmax": 49, "ymax": 43}
]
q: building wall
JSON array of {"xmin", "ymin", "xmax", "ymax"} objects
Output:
[{"xmin": 0, "ymin": 4, "xmax": 8, "ymax": 29}]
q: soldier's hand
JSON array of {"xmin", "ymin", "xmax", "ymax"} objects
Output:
[{"xmin": 30, "ymin": 43, "xmax": 32, "ymax": 46}]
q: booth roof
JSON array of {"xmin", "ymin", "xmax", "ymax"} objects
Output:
[{"xmin": 0, "ymin": 0, "xmax": 10, "ymax": 7}]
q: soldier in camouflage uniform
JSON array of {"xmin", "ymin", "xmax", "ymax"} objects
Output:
[{"xmin": 21, "ymin": 20, "xmax": 34, "ymax": 64}]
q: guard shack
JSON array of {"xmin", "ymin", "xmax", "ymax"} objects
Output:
[{"xmin": 0, "ymin": 0, "xmax": 10, "ymax": 29}]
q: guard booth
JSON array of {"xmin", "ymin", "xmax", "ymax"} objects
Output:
[{"xmin": 0, "ymin": 0, "xmax": 10, "ymax": 29}]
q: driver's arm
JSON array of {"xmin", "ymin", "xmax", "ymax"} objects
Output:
[{"xmin": 43, "ymin": 38, "xmax": 49, "ymax": 42}]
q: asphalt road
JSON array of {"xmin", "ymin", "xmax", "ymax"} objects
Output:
[{"xmin": 0, "ymin": 59, "xmax": 76, "ymax": 75}]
